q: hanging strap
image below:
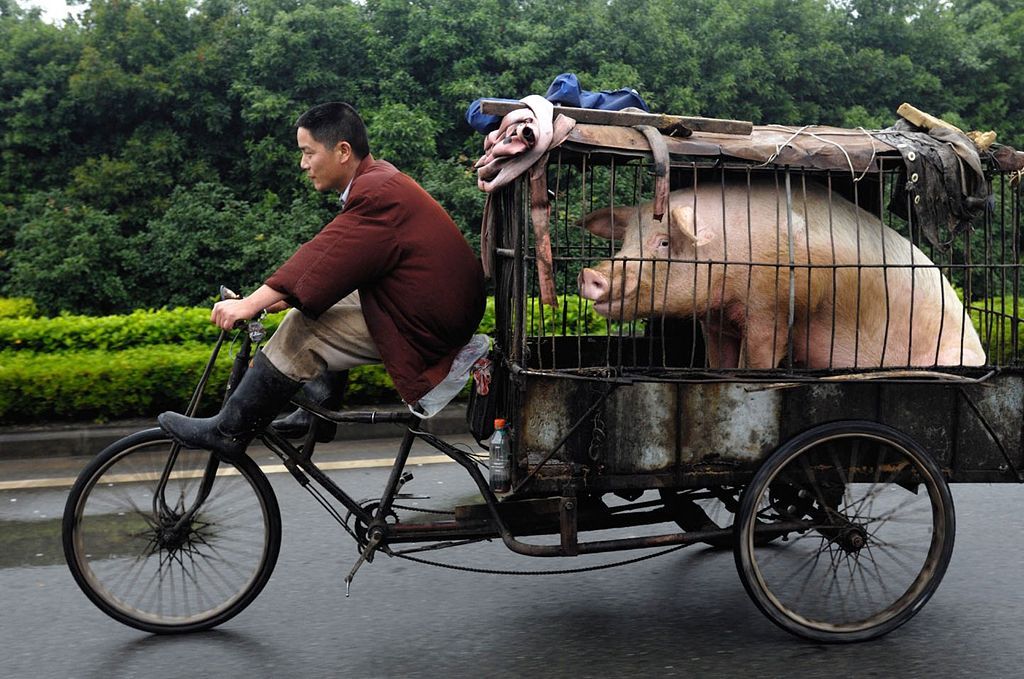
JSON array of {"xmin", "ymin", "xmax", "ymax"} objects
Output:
[{"xmin": 635, "ymin": 125, "xmax": 670, "ymax": 221}]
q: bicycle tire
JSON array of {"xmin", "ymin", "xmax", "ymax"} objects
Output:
[
  {"xmin": 734, "ymin": 420, "xmax": 955, "ymax": 643},
  {"xmin": 62, "ymin": 428, "xmax": 282, "ymax": 633}
]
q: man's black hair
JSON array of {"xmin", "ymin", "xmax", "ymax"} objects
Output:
[{"xmin": 296, "ymin": 102, "xmax": 370, "ymax": 158}]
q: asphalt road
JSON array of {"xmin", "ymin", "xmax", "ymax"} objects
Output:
[{"xmin": 2, "ymin": 437, "xmax": 1023, "ymax": 679}]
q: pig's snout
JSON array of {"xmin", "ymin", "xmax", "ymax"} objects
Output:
[{"xmin": 579, "ymin": 268, "xmax": 609, "ymax": 302}]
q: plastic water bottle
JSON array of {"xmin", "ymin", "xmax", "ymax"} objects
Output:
[{"xmin": 489, "ymin": 418, "xmax": 511, "ymax": 492}]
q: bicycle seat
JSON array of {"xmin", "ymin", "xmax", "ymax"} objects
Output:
[{"xmin": 410, "ymin": 334, "xmax": 491, "ymax": 418}]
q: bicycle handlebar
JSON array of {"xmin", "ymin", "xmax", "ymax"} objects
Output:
[
  {"xmin": 219, "ymin": 285, "xmax": 241, "ymax": 302},
  {"xmin": 216, "ymin": 286, "xmax": 266, "ymax": 339}
]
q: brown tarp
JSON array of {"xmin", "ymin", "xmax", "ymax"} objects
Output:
[{"xmin": 567, "ymin": 122, "xmax": 904, "ymax": 173}]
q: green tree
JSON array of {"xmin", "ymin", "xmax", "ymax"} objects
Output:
[
  {"xmin": 365, "ymin": 102, "xmax": 440, "ymax": 177},
  {"xmin": 67, "ymin": 129, "xmax": 216, "ymax": 232},
  {"xmin": 0, "ymin": 4, "xmax": 83, "ymax": 203},
  {"xmin": 129, "ymin": 182, "xmax": 328, "ymax": 308},
  {"xmin": 2, "ymin": 0, "xmax": 1024, "ymax": 316},
  {"xmin": 419, "ymin": 157, "xmax": 486, "ymax": 245},
  {"xmin": 6, "ymin": 193, "xmax": 131, "ymax": 314},
  {"xmin": 232, "ymin": 0, "xmax": 373, "ymax": 196}
]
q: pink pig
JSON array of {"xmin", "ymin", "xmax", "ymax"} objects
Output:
[{"xmin": 577, "ymin": 178, "xmax": 986, "ymax": 369}]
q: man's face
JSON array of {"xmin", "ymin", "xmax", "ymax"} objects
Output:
[{"xmin": 297, "ymin": 127, "xmax": 352, "ymax": 192}]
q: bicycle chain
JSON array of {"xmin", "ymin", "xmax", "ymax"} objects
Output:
[
  {"xmin": 391, "ymin": 503, "xmax": 455, "ymax": 516},
  {"xmin": 389, "ymin": 542, "xmax": 687, "ymax": 576}
]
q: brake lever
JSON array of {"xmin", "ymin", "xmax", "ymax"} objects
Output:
[{"xmin": 247, "ymin": 317, "xmax": 267, "ymax": 343}]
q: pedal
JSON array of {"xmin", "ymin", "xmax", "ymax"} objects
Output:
[
  {"xmin": 344, "ymin": 531, "xmax": 383, "ymax": 597},
  {"xmin": 390, "ymin": 473, "xmax": 424, "ymax": 499}
]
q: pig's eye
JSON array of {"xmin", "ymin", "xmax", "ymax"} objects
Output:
[{"xmin": 649, "ymin": 234, "xmax": 671, "ymax": 255}]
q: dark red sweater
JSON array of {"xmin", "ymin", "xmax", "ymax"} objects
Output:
[{"xmin": 266, "ymin": 155, "xmax": 485, "ymax": 403}]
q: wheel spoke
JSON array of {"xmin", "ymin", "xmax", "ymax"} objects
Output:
[
  {"xmin": 736, "ymin": 422, "xmax": 954, "ymax": 642},
  {"xmin": 64, "ymin": 431, "xmax": 280, "ymax": 632}
]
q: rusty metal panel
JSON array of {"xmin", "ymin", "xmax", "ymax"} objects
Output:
[
  {"xmin": 599, "ymin": 382, "xmax": 678, "ymax": 474},
  {"xmin": 517, "ymin": 378, "xmax": 780, "ymax": 476},
  {"xmin": 517, "ymin": 378, "xmax": 678, "ymax": 476},
  {"xmin": 679, "ymin": 383, "xmax": 782, "ymax": 465},
  {"xmin": 956, "ymin": 376, "xmax": 1024, "ymax": 476},
  {"xmin": 779, "ymin": 383, "xmax": 879, "ymax": 441},
  {"xmin": 879, "ymin": 384, "xmax": 957, "ymax": 467},
  {"xmin": 518, "ymin": 378, "xmax": 571, "ymax": 451},
  {"xmin": 514, "ymin": 371, "xmax": 1024, "ymax": 483},
  {"xmin": 517, "ymin": 378, "xmax": 576, "ymax": 477}
]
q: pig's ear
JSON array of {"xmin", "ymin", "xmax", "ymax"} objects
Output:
[
  {"xmin": 578, "ymin": 206, "xmax": 631, "ymax": 240},
  {"xmin": 670, "ymin": 205, "xmax": 714, "ymax": 247}
]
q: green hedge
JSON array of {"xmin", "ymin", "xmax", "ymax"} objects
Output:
[
  {"xmin": 0, "ymin": 298, "xmax": 38, "ymax": 319},
  {"xmin": 0, "ymin": 344, "xmax": 397, "ymax": 423},
  {"xmin": 0, "ymin": 297, "xmax": 614, "ymax": 351},
  {"xmin": 0, "ymin": 344, "xmax": 228, "ymax": 421},
  {"xmin": 0, "ymin": 296, "xmax": 611, "ymax": 423},
  {"xmin": 0, "ymin": 304, "xmax": 403, "ymax": 423},
  {"xmin": 0, "ymin": 308, "xmax": 287, "ymax": 352},
  {"xmin": 3, "ymin": 292, "xmax": 1018, "ymax": 424},
  {"xmin": 970, "ymin": 296, "xmax": 1024, "ymax": 365}
]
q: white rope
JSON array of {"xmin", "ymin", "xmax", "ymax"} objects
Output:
[{"xmin": 760, "ymin": 124, "xmax": 879, "ymax": 183}]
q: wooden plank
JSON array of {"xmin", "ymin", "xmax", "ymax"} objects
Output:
[
  {"xmin": 566, "ymin": 123, "xmax": 727, "ymax": 156},
  {"xmin": 479, "ymin": 99, "xmax": 753, "ymax": 136},
  {"xmin": 896, "ymin": 102, "xmax": 965, "ymax": 135}
]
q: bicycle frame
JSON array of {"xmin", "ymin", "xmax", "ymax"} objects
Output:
[
  {"xmin": 152, "ymin": 327, "xmax": 236, "ymax": 529},
  {"xmin": 148, "ymin": 321, "xmax": 502, "ymax": 541},
  {"xmin": 152, "ymin": 320, "xmax": 741, "ymax": 574}
]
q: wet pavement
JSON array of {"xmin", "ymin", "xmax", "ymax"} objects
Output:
[
  {"xmin": 0, "ymin": 430, "xmax": 473, "ymax": 571},
  {"xmin": 2, "ymin": 405, "xmax": 1024, "ymax": 675},
  {"xmin": 2, "ymin": 488, "xmax": 65, "ymax": 569},
  {"xmin": 2, "ymin": 433, "xmax": 1024, "ymax": 678}
]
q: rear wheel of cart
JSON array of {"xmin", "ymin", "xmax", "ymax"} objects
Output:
[{"xmin": 734, "ymin": 420, "xmax": 955, "ymax": 643}]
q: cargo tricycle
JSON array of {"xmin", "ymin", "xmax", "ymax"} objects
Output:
[{"xmin": 63, "ymin": 108, "xmax": 1024, "ymax": 643}]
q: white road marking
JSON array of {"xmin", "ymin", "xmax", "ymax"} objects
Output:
[{"xmin": 0, "ymin": 454, "xmax": 455, "ymax": 491}]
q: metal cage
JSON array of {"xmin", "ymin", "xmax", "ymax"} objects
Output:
[{"xmin": 484, "ymin": 123, "xmax": 1024, "ymax": 494}]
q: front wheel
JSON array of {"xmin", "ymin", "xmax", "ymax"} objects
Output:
[
  {"xmin": 734, "ymin": 421, "xmax": 955, "ymax": 643},
  {"xmin": 62, "ymin": 428, "xmax": 281, "ymax": 633}
]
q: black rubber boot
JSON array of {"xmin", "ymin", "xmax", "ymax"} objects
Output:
[
  {"xmin": 158, "ymin": 352, "xmax": 301, "ymax": 461},
  {"xmin": 271, "ymin": 370, "xmax": 349, "ymax": 442}
]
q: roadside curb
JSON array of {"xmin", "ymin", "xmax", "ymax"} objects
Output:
[{"xmin": 0, "ymin": 404, "xmax": 470, "ymax": 461}]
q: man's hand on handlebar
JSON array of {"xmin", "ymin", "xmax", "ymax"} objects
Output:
[
  {"xmin": 211, "ymin": 298, "xmax": 260, "ymax": 331},
  {"xmin": 211, "ymin": 284, "xmax": 288, "ymax": 331}
]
